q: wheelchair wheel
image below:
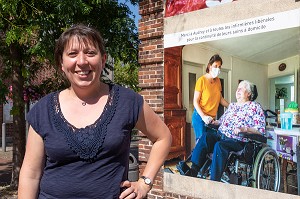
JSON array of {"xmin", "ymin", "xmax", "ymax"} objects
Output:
[{"xmin": 252, "ymin": 146, "xmax": 280, "ymax": 192}]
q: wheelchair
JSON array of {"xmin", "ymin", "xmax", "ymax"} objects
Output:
[{"xmin": 176, "ymin": 124, "xmax": 281, "ymax": 192}]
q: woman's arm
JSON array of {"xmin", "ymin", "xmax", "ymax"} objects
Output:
[
  {"xmin": 193, "ymin": 91, "xmax": 212, "ymax": 124},
  {"xmin": 237, "ymin": 126, "xmax": 262, "ymax": 135},
  {"xmin": 120, "ymin": 101, "xmax": 172, "ymax": 199},
  {"xmin": 220, "ymin": 96, "xmax": 229, "ymax": 108},
  {"xmin": 193, "ymin": 90, "xmax": 205, "ymax": 117},
  {"xmin": 136, "ymin": 101, "xmax": 172, "ymax": 185},
  {"xmin": 18, "ymin": 126, "xmax": 45, "ymax": 199}
]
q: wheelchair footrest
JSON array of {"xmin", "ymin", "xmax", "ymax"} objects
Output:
[
  {"xmin": 229, "ymin": 173, "xmax": 242, "ymax": 185},
  {"xmin": 176, "ymin": 161, "xmax": 191, "ymax": 176},
  {"xmin": 198, "ymin": 159, "xmax": 211, "ymax": 178}
]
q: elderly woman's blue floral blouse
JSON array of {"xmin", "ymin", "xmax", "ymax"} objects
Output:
[{"xmin": 218, "ymin": 101, "xmax": 266, "ymax": 142}]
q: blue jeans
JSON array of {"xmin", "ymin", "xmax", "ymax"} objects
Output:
[
  {"xmin": 191, "ymin": 130, "xmax": 221, "ymax": 169},
  {"xmin": 191, "ymin": 109, "xmax": 205, "ymax": 142},
  {"xmin": 191, "ymin": 130, "xmax": 245, "ymax": 181},
  {"xmin": 210, "ymin": 138, "xmax": 245, "ymax": 181}
]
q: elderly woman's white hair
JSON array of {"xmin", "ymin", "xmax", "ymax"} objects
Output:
[{"xmin": 239, "ymin": 80, "xmax": 258, "ymax": 101}]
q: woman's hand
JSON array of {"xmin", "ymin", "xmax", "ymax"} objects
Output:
[
  {"xmin": 202, "ymin": 115, "xmax": 213, "ymax": 124},
  {"xmin": 211, "ymin": 120, "xmax": 219, "ymax": 125},
  {"xmin": 119, "ymin": 180, "xmax": 151, "ymax": 199},
  {"xmin": 233, "ymin": 127, "xmax": 248, "ymax": 135}
]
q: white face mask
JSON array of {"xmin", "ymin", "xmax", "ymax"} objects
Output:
[{"xmin": 211, "ymin": 67, "xmax": 220, "ymax": 78}]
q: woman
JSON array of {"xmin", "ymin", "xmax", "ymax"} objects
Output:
[
  {"xmin": 18, "ymin": 24, "xmax": 172, "ymax": 199},
  {"xmin": 192, "ymin": 54, "xmax": 229, "ymax": 142},
  {"xmin": 189, "ymin": 80, "xmax": 265, "ymax": 180}
]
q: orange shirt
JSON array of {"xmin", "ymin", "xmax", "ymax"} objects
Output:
[{"xmin": 195, "ymin": 75, "xmax": 222, "ymax": 117}]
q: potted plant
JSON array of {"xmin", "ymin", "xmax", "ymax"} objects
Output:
[{"xmin": 275, "ymin": 87, "xmax": 287, "ymax": 99}]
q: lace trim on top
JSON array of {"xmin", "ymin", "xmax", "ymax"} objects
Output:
[{"xmin": 50, "ymin": 84, "xmax": 119, "ymax": 161}]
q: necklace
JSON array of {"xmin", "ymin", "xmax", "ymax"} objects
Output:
[{"xmin": 68, "ymin": 89, "xmax": 102, "ymax": 107}]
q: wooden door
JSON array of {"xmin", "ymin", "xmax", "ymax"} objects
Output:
[{"xmin": 164, "ymin": 46, "xmax": 187, "ymax": 160}]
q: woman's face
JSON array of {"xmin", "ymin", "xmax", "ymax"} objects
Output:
[
  {"xmin": 209, "ymin": 61, "xmax": 222, "ymax": 71},
  {"xmin": 61, "ymin": 36, "xmax": 106, "ymax": 89},
  {"xmin": 236, "ymin": 83, "xmax": 251, "ymax": 102},
  {"xmin": 208, "ymin": 61, "xmax": 222, "ymax": 78}
]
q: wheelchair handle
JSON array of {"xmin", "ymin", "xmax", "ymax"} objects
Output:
[
  {"xmin": 206, "ymin": 123, "xmax": 220, "ymax": 131},
  {"xmin": 264, "ymin": 109, "xmax": 277, "ymax": 118}
]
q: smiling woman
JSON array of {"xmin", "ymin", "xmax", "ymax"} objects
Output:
[{"xmin": 18, "ymin": 24, "xmax": 172, "ymax": 199}]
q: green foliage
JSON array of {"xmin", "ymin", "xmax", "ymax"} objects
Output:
[
  {"xmin": 113, "ymin": 60, "xmax": 140, "ymax": 92},
  {"xmin": 0, "ymin": 0, "xmax": 140, "ymax": 187},
  {"xmin": 0, "ymin": 0, "xmax": 140, "ymax": 102},
  {"xmin": 275, "ymin": 87, "xmax": 287, "ymax": 99}
]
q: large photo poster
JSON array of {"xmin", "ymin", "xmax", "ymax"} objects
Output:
[{"xmin": 163, "ymin": 1, "xmax": 300, "ymax": 196}]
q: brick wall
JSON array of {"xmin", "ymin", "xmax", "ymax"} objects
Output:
[{"xmin": 138, "ymin": 0, "xmax": 166, "ymax": 198}]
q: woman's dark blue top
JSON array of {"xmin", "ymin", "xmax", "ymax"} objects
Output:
[{"xmin": 26, "ymin": 84, "xmax": 143, "ymax": 199}]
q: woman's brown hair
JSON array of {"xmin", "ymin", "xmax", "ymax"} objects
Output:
[{"xmin": 205, "ymin": 54, "xmax": 223, "ymax": 73}]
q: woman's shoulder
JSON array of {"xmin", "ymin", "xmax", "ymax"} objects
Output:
[
  {"xmin": 249, "ymin": 101, "xmax": 264, "ymax": 112},
  {"xmin": 112, "ymin": 83, "xmax": 137, "ymax": 95},
  {"xmin": 196, "ymin": 75, "xmax": 209, "ymax": 86},
  {"xmin": 198, "ymin": 75, "xmax": 207, "ymax": 81},
  {"xmin": 250, "ymin": 100, "xmax": 263, "ymax": 107},
  {"xmin": 111, "ymin": 84, "xmax": 143, "ymax": 101},
  {"xmin": 228, "ymin": 102, "xmax": 236, "ymax": 107},
  {"xmin": 30, "ymin": 91, "xmax": 57, "ymax": 109},
  {"xmin": 110, "ymin": 84, "xmax": 144, "ymax": 115},
  {"xmin": 27, "ymin": 92, "xmax": 58, "ymax": 122}
]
